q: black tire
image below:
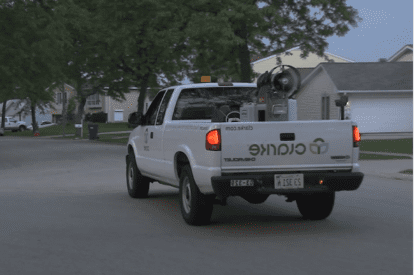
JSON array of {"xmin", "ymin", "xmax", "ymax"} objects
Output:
[
  {"xmin": 126, "ymin": 152, "xmax": 150, "ymax": 198},
  {"xmin": 241, "ymin": 194, "xmax": 270, "ymax": 204},
  {"xmin": 296, "ymin": 192, "xmax": 335, "ymax": 220},
  {"xmin": 179, "ymin": 165, "xmax": 214, "ymax": 225},
  {"xmin": 11, "ymin": 130, "xmax": 17, "ymax": 132},
  {"xmin": 19, "ymin": 126, "xmax": 25, "ymax": 132}
]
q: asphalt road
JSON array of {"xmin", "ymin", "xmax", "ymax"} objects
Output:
[{"xmin": 0, "ymin": 137, "xmax": 412, "ymax": 275}]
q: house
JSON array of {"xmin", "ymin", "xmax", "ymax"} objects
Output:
[
  {"xmin": 0, "ymin": 99, "xmax": 52, "ymax": 125},
  {"xmin": 50, "ymin": 84, "xmax": 155, "ymax": 123},
  {"xmin": 388, "ymin": 44, "xmax": 413, "ymax": 62},
  {"xmin": 290, "ymin": 61, "xmax": 413, "ymax": 134},
  {"xmin": 251, "ymin": 47, "xmax": 354, "ymax": 83},
  {"xmin": 100, "ymin": 88, "xmax": 154, "ymax": 123}
]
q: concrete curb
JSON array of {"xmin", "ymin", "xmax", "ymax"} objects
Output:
[
  {"xmin": 360, "ymin": 151, "xmax": 413, "ymax": 159},
  {"xmin": 362, "ymin": 172, "xmax": 413, "ymax": 182}
]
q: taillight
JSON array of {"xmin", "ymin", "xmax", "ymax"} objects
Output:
[
  {"xmin": 206, "ymin": 129, "xmax": 221, "ymax": 151},
  {"xmin": 353, "ymin": 126, "xmax": 360, "ymax": 147}
]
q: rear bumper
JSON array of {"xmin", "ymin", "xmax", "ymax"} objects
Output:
[{"xmin": 211, "ymin": 171, "xmax": 364, "ymax": 198}]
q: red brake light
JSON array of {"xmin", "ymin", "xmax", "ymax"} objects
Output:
[
  {"xmin": 206, "ymin": 129, "xmax": 221, "ymax": 151},
  {"xmin": 353, "ymin": 126, "xmax": 360, "ymax": 147}
]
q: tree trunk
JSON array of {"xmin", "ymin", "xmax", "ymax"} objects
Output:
[
  {"xmin": 1, "ymin": 99, "xmax": 7, "ymax": 129},
  {"xmin": 74, "ymin": 79, "xmax": 85, "ymax": 138},
  {"xmin": 61, "ymin": 83, "xmax": 67, "ymax": 137},
  {"xmin": 137, "ymin": 72, "xmax": 150, "ymax": 114},
  {"xmin": 237, "ymin": 22, "xmax": 252, "ymax": 83},
  {"xmin": 75, "ymin": 97, "xmax": 86, "ymax": 138},
  {"xmin": 31, "ymin": 100, "xmax": 39, "ymax": 134}
]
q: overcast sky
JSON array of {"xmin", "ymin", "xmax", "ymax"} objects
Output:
[{"xmin": 325, "ymin": 0, "xmax": 413, "ymax": 62}]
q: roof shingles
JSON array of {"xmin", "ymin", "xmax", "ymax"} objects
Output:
[{"xmin": 321, "ymin": 62, "xmax": 413, "ymax": 91}]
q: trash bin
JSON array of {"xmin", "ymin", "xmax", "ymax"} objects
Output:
[{"xmin": 88, "ymin": 124, "xmax": 99, "ymax": 140}]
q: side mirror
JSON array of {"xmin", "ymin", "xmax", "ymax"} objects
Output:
[{"xmin": 128, "ymin": 112, "xmax": 143, "ymax": 127}]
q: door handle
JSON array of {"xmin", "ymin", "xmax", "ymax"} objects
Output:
[{"xmin": 150, "ymin": 132, "xmax": 153, "ymax": 139}]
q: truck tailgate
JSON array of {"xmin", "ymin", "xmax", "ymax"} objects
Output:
[{"xmin": 221, "ymin": 120, "xmax": 354, "ymax": 172}]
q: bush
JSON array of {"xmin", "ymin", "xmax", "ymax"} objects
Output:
[
  {"xmin": 88, "ymin": 111, "xmax": 107, "ymax": 123},
  {"xmin": 84, "ymin": 113, "xmax": 92, "ymax": 122}
]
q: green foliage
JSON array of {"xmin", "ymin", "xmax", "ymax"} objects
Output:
[
  {"xmin": 86, "ymin": 112, "xmax": 108, "ymax": 123},
  {"xmin": 66, "ymin": 97, "xmax": 77, "ymax": 121},
  {"xmin": 184, "ymin": 0, "xmax": 361, "ymax": 82},
  {"xmin": 96, "ymin": 0, "xmax": 191, "ymax": 113}
]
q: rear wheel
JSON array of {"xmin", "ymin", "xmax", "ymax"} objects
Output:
[
  {"xmin": 19, "ymin": 126, "xmax": 25, "ymax": 132},
  {"xmin": 296, "ymin": 192, "xmax": 335, "ymax": 220},
  {"xmin": 180, "ymin": 165, "xmax": 214, "ymax": 225},
  {"xmin": 126, "ymin": 153, "xmax": 150, "ymax": 198}
]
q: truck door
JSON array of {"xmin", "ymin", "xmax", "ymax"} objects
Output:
[
  {"xmin": 153, "ymin": 89, "xmax": 174, "ymax": 181},
  {"xmin": 137, "ymin": 90, "xmax": 166, "ymax": 177}
]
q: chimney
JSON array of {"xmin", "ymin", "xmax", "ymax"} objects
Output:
[{"xmin": 379, "ymin": 58, "xmax": 387, "ymax": 62}]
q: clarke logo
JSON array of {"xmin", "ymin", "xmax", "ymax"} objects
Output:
[
  {"xmin": 309, "ymin": 138, "xmax": 329, "ymax": 155},
  {"xmin": 248, "ymin": 138, "xmax": 329, "ymax": 156}
]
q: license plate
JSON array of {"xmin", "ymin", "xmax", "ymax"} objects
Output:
[
  {"xmin": 274, "ymin": 174, "xmax": 304, "ymax": 189},
  {"xmin": 230, "ymin": 179, "xmax": 254, "ymax": 187}
]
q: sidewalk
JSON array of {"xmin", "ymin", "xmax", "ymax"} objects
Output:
[
  {"xmin": 358, "ymin": 158, "xmax": 413, "ymax": 182},
  {"xmin": 38, "ymin": 131, "xmax": 132, "ymax": 138}
]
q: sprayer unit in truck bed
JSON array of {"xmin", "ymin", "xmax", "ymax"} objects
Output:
[{"xmin": 126, "ymin": 65, "xmax": 364, "ymax": 225}]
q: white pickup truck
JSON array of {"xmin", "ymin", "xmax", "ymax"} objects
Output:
[
  {"xmin": 126, "ymin": 73, "xmax": 364, "ymax": 225},
  {"xmin": 0, "ymin": 117, "xmax": 27, "ymax": 133}
]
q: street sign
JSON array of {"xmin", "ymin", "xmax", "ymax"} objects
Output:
[{"xmin": 75, "ymin": 124, "xmax": 82, "ymax": 128}]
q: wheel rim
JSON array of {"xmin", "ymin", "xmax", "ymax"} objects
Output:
[
  {"xmin": 182, "ymin": 177, "xmax": 191, "ymax": 214},
  {"xmin": 128, "ymin": 162, "xmax": 134, "ymax": 190}
]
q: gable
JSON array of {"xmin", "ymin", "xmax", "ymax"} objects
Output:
[
  {"xmin": 251, "ymin": 48, "xmax": 353, "ymax": 83},
  {"xmin": 388, "ymin": 45, "xmax": 413, "ymax": 62}
]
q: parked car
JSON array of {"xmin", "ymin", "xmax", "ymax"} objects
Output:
[
  {"xmin": 27, "ymin": 121, "xmax": 57, "ymax": 130},
  {"xmin": 0, "ymin": 117, "xmax": 27, "ymax": 132}
]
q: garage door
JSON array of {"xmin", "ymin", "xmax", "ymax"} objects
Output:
[
  {"xmin": 114, "ymin": 110, "xmax": 123, "ymax": 122},
  {"xmin": 349, "ymin": 93, "xmax": 413, "ymax": 133}
]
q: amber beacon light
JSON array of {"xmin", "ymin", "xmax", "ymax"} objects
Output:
[{"xmin": 201, "ymin": 76, "xmax": 211, "ymax": 83}]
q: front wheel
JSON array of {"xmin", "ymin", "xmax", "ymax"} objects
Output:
[
  {"xmin": 19, "ymin": 126, "xmax": 25, "ymax": 132},
  {"xmin": 296, "ymin": 192, "xmax": 335, "ymax": 220},
  {"xmin": 126, "ymin": 153, "xmax": 150, "ymax": 198},
  {"xmin": 180, "ymin": 165, "xmax": 214, "ymax": 225}
]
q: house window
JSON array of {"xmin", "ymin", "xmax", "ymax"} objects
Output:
[
  {"xmin": 87, "ymin": 93, "xmax": 100, "ymax": 106},
  {"xmin": 321, "ymin": 96, "xmax": 330, "ymax": 120},
  {"xmin": 57, "ymin": 93, "xmax": 62, "ymax": 104}
]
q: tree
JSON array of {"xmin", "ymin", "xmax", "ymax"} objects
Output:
[
  {"xmin": 0, "ymin": 0, "xmax": 72, "ymax": 134},
  {"xmin": 183, "ymin": 0, "xmax": 361, "ymax": 83},
  {"xmin": 96, "ymin": 0, "xmax": 192, "ymax": 115}
]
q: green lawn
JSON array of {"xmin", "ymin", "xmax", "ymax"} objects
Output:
[
  {"xmin": 359, "ymin": 153, "xmax": 412, "ymax": 160},
  {"xmin": 3, "ymin": 122, "xmax": 130, "ymax": 137},
  {"xmin": 399, "ymin": 169, "xmax": 413, "ymax": 175},
  {"xmin": 359, "ymin": 138, "xmax": 413, "ymax": 154}
]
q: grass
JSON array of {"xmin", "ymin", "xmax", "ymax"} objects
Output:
[
  {"xmin": 399, "ymin": 169, "xmax": 413, "ymax": 175},
  {"xmin": 359, "ymin": 153, "xmax": 412, "ymax": 160},
  {"xmin": 3, "ymin": 122, "xmax": 131, "ymax": 137},
  {"xmin": 359, "ymin": 138, "xmax": 412, "ymax": 154}
]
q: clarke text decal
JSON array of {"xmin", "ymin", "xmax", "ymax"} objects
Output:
[{"xmin": 249, "ymin": 138, "xmax": 329, "ymax": 156}]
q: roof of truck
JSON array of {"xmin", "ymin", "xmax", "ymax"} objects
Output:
[{"xmin": 166, "ymin": 82, "xmax": 257, "ymax": 90}]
